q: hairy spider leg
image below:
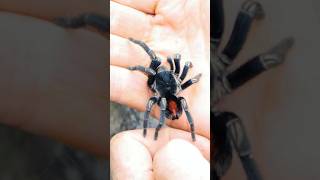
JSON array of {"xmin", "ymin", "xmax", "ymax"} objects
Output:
[
  {"xmin": 173, "ymin": 54, "xmax": 181, "ymax": 76},
  {"xmin": 220, "ymin": 0, "xmax": 265, "ymax": 66},
  {"xmin": 167, "ymin": 56, "xmax": 175, "ymax": 72},
  {"xmin": 154, "ymin": 98, "xmax": 167, "ymax": 140},
  {"xmin": 225, "ymin": 112, "xmax": 262, "ymax": 180},
  {"xmin": 226, "ymin": 37, "xmax": 294, "ymax": 91},
  {"xmin": 179, "ymin": 97, "xmax": 196, "ymax": 141},
  {"xmin": 128, "ymin": 65, "xmax": 156, "ymax": 76},
  {"xmin": 212, "ymin": 0, "xmax": 224, "ymax": 52},
  {"xmin": 212, "ymin": 111, "xmax": 233, "ymax": 179},
  {"xmin": 213, "ymin": 111, "xmax": 262, "ymax": 180},
  {"xmin": 179, "ymin": 61, "xmax": 193, "ymax": 81},
  {"xmin": 129, "ymin": 38, "xmax": 162, "ymax": 89},
  {"xmin": 143, "ymin": 96, "xmax": 158, "ymax": 137},
  {"xmin": 181, "ymin": 73, "xmax": 202, "ymax": 90},
  {"xmin": 128, "ymin": 38, "xmax": 161, "ymax": 71},
  {"xmin": 54, "ymin": 13, "xmax": 108, "ymax": 33}
]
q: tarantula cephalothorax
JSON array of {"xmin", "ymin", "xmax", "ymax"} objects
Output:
[
  {"xmin": 212, "ymin": 0, "xmax": 294, "ymax": 180},
  {"xmin": 127, "ymin": 38, "xmax": 202, "ymax": 141}
]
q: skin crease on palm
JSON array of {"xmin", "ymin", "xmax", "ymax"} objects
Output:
[{"xmin": 110, "ymin": 0, "xmax": 210, "ymax": 179}]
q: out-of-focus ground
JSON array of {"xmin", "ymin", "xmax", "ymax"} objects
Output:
[
  {"xmin": 110, "ymin": 102, "xmax": 158, "ymax": 137},
  {"xmin": 218, "ymin": 0, "xmax": 320, "ymax": 179},
  {"xmin": 0, "ymin": 125, "xmax": 108, "ymax": 180}
]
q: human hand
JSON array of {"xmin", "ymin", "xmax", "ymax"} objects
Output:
[
  {"xmin": 110, "ymin": 0, "xmax": 210, "ymax": 139},
  {"xmin": 111, "ymin": 128, "xmax": 210, "ymax": 180},
  {"xmin": 110, "ymin": 0, "xmax": 210, "ymax": 179}
]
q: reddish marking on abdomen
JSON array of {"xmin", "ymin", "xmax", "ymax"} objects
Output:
[{"xmin": 168, "ymin": 100, "xmax": 178, "ymax": 115}]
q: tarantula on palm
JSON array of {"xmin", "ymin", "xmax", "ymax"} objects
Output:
[
  {"xmin": 212, "ymin": 0, "xmax": 294, "ymax": 180},
  {"xmin": 127, "ymin": 38, "xmax": 202, "ymax": 141}
]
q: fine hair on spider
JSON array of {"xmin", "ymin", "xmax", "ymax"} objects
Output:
[
  {"xmin": 212, "ymin": 0, "xmax": 294, "ymax": 180},
  {"xmin": 127, "ymin": 38, "xmax": 202, "ymax": 141}
]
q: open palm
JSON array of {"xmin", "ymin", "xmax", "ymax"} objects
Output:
[{"xmin": 110, "ymin": 0, "xmax": 210, "ymax": 139}]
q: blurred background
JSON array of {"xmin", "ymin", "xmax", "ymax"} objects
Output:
[
  {"xmin": 0, "ymin": 0, "xmax": 108, "ymax": 179},
  {"xmin": 110, "ymin": 102, "xmax": 158, "ymax": 137},
  {"xmin": 217, "ymin": 0, "xmax": 320, "ymax": 179},
  {"xmin": 0, "ymin": 126, "xmax": 107, "ymax": 180}
]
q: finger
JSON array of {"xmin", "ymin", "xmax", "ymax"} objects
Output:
[
  {"xmin": 153, "ymin": 139, "xmax": 210, "ymax": 180},
  {"xmin": 111, "ymin": 128, "xmax": 210, "ymax": 160},
  {"xmin": 110, "ymin": 128, "xmax": 210, "ymax": 180},
  {"xmin": 110, "ymin": 131, "xmax": 154, "ymax": 180},
  {"xmin": 112, "ymin": 0, "xmax": 158, "ymax": 14},
  {"xmin": 111, "ymin": 1, "xmax": 153, "ymax": 40},
  {"xmin": 0, "ymin": 0, "xmax": 107, "ymax": 21},
  {"xmin": 110, "ymin": 34, "xmax": 151, "ymax": 67},
  {"xmin": 110, "ymin": 129, "xmax": 209, "ymax": 179},
  {"xmin": 110, "ymin": 65, "xmax": 151, "ymax": 111}
]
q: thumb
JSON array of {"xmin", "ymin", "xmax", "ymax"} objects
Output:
[{"xmin": 153, "ymin": 139, "xmax": 210, "ymax": 180}]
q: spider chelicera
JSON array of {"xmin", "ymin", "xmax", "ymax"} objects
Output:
[
  {"xmin": 127, "ymin": 38, "xmax": 202, "ymax": 141},
  {"xmin": 212, "ymin": 0, "xmax": 294, "ymax": 180}
]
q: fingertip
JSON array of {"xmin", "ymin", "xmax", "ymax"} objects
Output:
[
  {"xmin": 110, "ymin": 131, "xmax": 154, "ymax": 180},
  {"xmin": 123, "ymin": 128, "xmax": 210, "ymax": 160},
  {"xmin": 110, "ymin": 65, "xmax": 150, "ymax": 111},
  {"xmin": 153, "ymin": 139, "xmax": 210, "ymax": 180}
]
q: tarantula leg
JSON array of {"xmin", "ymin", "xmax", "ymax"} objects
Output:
[
  {"xmin": 128, "ymin": 65, "xmax": 156, "ymax": 76},
  {"xmin": 179, "ymin": 61, "xmax": 193, "ymax": 81},
  {"xmin": 181, "ymin": 73, "xmax": 202, "ymax": 90},
  {"xmin": 213, "ymin": 0, "xmax": 224, "ymax": 52},
  {"xmin": 54, "ymin": 13, "xmax": 108, "ymax": 33},
  {"xmin": 168, "ymin": 54, "xmax": 181, "ymax": 75},
  {"xmin": 224, "ymin": 112, "xmax": 263, "ymax": 180},
  {"xmin": 128, "ymin": 38, "xmax": 161, "ymax": 70},
  {"xmin": 143, "ymin": 96, "xmax": 158, "ymax": 137},
  {"xmin": 154, "ymin": 98, "xmax": 167, "ymax": 140},
  {"xmin": 221, "ymin": 0, "xmax": 265, "ymax": 64},
  {"xmin": 179, "ymin": 97, "xmax": 196, "ymax": 141},
  {"xmin": 173, "ymin": 54, "xmax": 181, "ymax": 75},
  {"xmin": 212, "ymin": 111, "xmax": 233, "ymax": 179},
  {"xmin": 213, "ymin": 111, "xmax": 262, "ymax": 180},
  {"xmin": 226, "ymin": 37, "xmax": 294, "ymax": 90},
  {"xmin": 167, "ymin": 56, "xmax": 175, "ymax": 72},
  {"xmin": 212, "ymin": 169, "xmax": 220, "ymax": 180}
]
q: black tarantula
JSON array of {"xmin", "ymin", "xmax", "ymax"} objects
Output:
[
  {"xmin": 212, "ymin": 0, "xmax": 294, "ymax": 180},
  {"xmin": 127, "ymin": 38, "xmax": 202, "ymax": 141}
]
